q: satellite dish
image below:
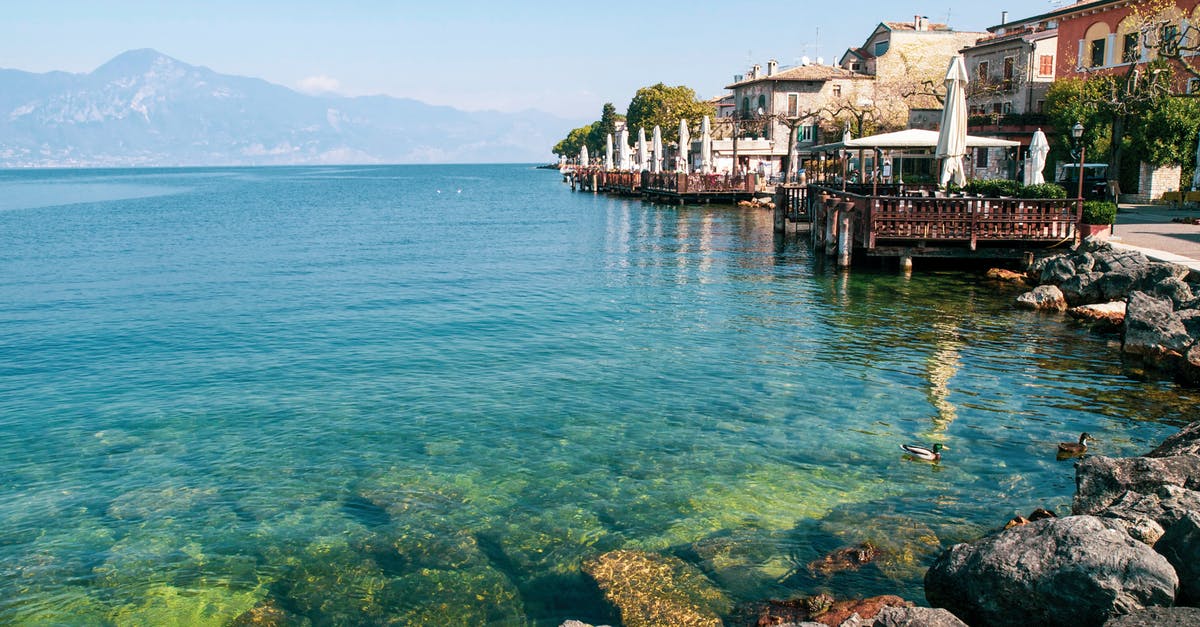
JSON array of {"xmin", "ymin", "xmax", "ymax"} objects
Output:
[
  {"xmin": 801, "ymin": 56, "xmax": 811, "ymax": 66},
  {"xmin": 817, "ymin": 56, "xmax": 825, "ymax": 65}
]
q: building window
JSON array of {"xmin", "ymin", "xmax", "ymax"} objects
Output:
[
  {"xmin": 832, "ymin": 84, "xmax": 842, "ymax": 97},
  {"xmin": 1039, "ymin": 54, "xmax": 1054, "ymax": 76},
  {"xmin": 798, "ymin": 125, "xmax": 814, "ymax": 143},
  {"xmin": 786, "ymin": 93, "xmax": 799, "ymax": 117},
  {"xmin": 1003, "ymin": 57, "xmax": 1015, "ymax": 90},
  {"xmin": 977, "ymin": 61, "xmax": 990, "ymax": 80},
  {"xmin": 1122, "ymin": 32, "xmax": 1140, "ymax": 62},
  {"xmin": 874, "ymin": 40, "xmax": 890, "ymax": 56},
  {"xmin": 992, "ymin": 103, "xmax": 1003, "ymax": 115},
  {"xmin": 975, "ymin": 147, "xmax": 990, "ymax": 168},
  {"xmin": 1002, "ymin": 102, "xmax": 1012, "ymax": 114},
  {"xmin": 741, "ymin": 97, "xmax": 750, "ymax": 117},
  {"xmin": 1090, "ymin": 38, "xmax": 1106, "ymax": 67},
  {"xmin": 1036, "ymin": 100, "xmax": 1045, "ymax": 113},
  {"xmin": 757, "ymin": 94, "xmax": 767, "ymax": 114},
  {"xmin": 1162, "ymin": 23, "xmax": 1180, "ymax": 56},
  {"xmin": 1188, "ymin": 78, "xmax": 1200, "ymax": 94}
]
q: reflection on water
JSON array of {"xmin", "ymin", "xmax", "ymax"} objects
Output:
[{"xmin": 0, "ymin": 165, "xmax": 1196, "ymax": 625}]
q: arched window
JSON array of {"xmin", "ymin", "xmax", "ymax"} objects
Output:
[
  {"xmin": 1084, "ymin": 21, "xmax": 1112, "ymax": 67},
  {"xmin": 757, "ymin": 94, "xmax": 767, "ymax": 113},
  {"xmin": 742, "ymin": 96, "xmax": 750, "ymax": 118}
]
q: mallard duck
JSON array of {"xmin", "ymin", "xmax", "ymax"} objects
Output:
[
  {"xmin": 1058, "ymin": 432, "xmax": 1096, "ymax": 456},
  {"xmin": 900, "ymin": 443, "xmax": 946, "ymax": 461}
]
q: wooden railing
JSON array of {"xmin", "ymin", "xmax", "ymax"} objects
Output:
[
  {"xmin": 642, "ymin": 172, "xmax": 756, "ymax": 194},
  {"xmin": 775, "ymin": 184, "xmax": 811, "ymax": 222},
  {"xmin": 809, "ymin": 186, "xmax": 1081, "ymax": 250}
]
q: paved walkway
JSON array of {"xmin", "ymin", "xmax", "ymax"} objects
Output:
[{"xmin": 1111, "ymin": 203, "xmax": 1200, "ymax": 270}]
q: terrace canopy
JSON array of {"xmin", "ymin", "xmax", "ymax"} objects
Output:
[{"xmin": 810, "ymin": 128, "xmax": 1018, "ymax": 152}]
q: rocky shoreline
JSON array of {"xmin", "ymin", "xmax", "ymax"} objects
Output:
[
  {"xmin": 558, "ymin": 421, "xmax": 1199, "ymax": 627},
  {"xmin": 555, "ymin": 241, "xmax": 1200, "ymax": 627}
]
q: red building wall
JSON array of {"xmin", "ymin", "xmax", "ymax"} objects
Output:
[{"xmin": 1056, "ymin": 0, "xmax": 1200, "ymax": 90}]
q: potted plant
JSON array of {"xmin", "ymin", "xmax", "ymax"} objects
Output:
[{"xmin": 1080, "ymin": 200, "xmax": 1117, "ymax": 239}]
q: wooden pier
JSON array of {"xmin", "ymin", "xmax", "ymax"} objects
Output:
[
  {"xmin": 797, "ymin": 185, "xmax": 1082, "ymax": 269},
  {"xmin": 566, "ymin": 168, "xmax": 759, "ymax": 204}
]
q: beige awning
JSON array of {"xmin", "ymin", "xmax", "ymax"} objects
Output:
[{"xmin": 810, "ymin": 128, "xmax": 1019, "ymax": 152}]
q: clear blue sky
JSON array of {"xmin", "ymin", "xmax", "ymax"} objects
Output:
[{"xmin": 1, "ymin": 0, "xmax": 1063, "ymax": 120}]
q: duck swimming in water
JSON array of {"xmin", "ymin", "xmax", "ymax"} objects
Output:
[
  {"xmin": 900, "ymin": 443, "xmax": 946, "ymax": 461},
  {"xmin": 1058, "ymin": 432, "xmax": 1096, "ymax": 457}
]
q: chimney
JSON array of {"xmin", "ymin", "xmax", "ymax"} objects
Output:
[
  {"xmin": 767, "ymin": 59, "xmax": 778, "ymax": 76},
  {"xmin": 1001, "ymin": 11, "xmax": 1008, "ymax": 25},
  {"xmin": 751, "ymin": 63, "xmax": 761, "ymax": 79},
  {"xmin": 914, "ymin": 15, "xmax": 922, "ymax": 30}
]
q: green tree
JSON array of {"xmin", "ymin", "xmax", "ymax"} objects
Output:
[
  {"xmin": 625, "ymin": 83, "xmax": 715, "ymax": 145},
  {"xmin": 552, "ymin": 123, "xmax": 598, "ymax": 159},
  {"xmin": 587, "ymin": 103, "xmax": 624, "ymax": 154}
]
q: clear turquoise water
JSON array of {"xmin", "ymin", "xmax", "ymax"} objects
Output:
[{"xmin": 0, "ymin": 164, "xmax": 1194, "ymax": 625}]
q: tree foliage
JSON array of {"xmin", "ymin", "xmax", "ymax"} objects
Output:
[
  {"xmin": 587, "ymin": 103, "xmax": 623, "ymax": 155},
  {"xmin": 625, "ymin": 83, "xmax": 714, "ymax": 145},
  {"xmin": 552, "ymin": 123, "xmax": 598, "ymax": 159}
]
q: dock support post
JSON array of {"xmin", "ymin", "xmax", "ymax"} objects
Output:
[
  {"xmin": 591, "ymin": 173, "xmax": 598, "ymax": 193},
  {"xmin": 899, "ymin": 253, "xmax": 913, "ymax": 272},
  {"xmin": 824, "ymin": 202, "xmax": 838, "ymax": 257},
  {"xmin": 773, "ymin": 193, "xmax": 785, "ymax": 233},
  {"xmin": 837, "ymin": 207, "xmax": 853, "ymax": 268}
]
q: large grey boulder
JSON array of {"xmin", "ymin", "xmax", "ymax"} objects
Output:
[
  {"xmin": 1017, "ymin": 285, "xmax": 1067, "ymax": 311},
  {"xmin": 1152, "ymin": 277, "xmax": 1195, "ymax": 309},
  {"xmin": 1089, "ymin": 485, "xmax": 1200, "ymax": 545},
  {"xmin": 1062, "ymin": 272, "xmax": 1106, "ymax": 305},
  {"xmin": 871, "ymin": 606, "xmax": 967, "ymax": 626},
  {"xmin": 1100, "ymin": 272, "xmax": 1141, "ymax": 302},
  {"xmin": 1122, "ymin": 291, "xmax": 1193, "ymax": 359},
  {"xmin": 924, "ymin": 516, "xmax": 1178, "ymax": 627},
  {"xmin": 1154, "ymin": 511, "xmax": 1200, "ymax": 606},
  {"xmin": 1078, "ymin": 238, "xmax": 1114, "ymax": 255},
  {"xmin": 1149, "ymin": 421, "xmax": 1200, "ymax": 458},
  {"xmin": 1143, "ymin": 261, "xmax": 1191, "ymax": 286},
  {"xmin": 1039, "ymin": 256, "xmax": 1076, "ymax": 285},
  {"xmin": 1074, "ymin": 454, "xmax": 1200, "ymax": 516},
  {"xmin": 1103, "ymin": 606, "xmax": 1200, "ymax": 626},
  {"xmin": 1094, "ymin": 249, "xmax": 1150, "ymax": 273}
]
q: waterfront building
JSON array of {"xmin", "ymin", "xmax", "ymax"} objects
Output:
[
  {"xmin": 960, "ymin": 14, "xmax": 1059, "ymax": 180},
  {"xmin": 721, "ymin": 60, "xmax": 872, "ymax": 176},
  {"xmin": 837, "ymin": 16, "xmax": 987, "ymax": 129}
]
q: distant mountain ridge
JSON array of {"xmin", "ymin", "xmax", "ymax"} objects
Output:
[{"xmin": 0, "ymin": 49, "xmax": 580, "ymax": 167}]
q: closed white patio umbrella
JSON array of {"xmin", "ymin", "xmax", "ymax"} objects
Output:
[
  {"xmin": 937, "ymin": 56, "xmax": 969, "ymax": 188},
  {"xmin": 605, "ymin": 133, "xmax": 613, "ymax": 171},
  {"xmin": 637, "ymin": 127, "xmax": 648, "ymax": 172},
  {"xmin": 700, "ymin": 116, "xmax": 712, "ymax": 174},
  {"xmin": 652, "ymin": 126, "xmax": 663, "ymax": 174},
  {"xmin": 618, "ymin": 128, "xmax": 630, "ymax": 171},
  {"xmin": 579, "ymin": 144, "xmax": 588, "ymax": 168},
  {"xmin": 678, "ymin": 119, "xmax": 690, "ymax": 172},
  {"xmin": 1026, "ymin": 128, "xmax": 1050, "ymax": 186}
]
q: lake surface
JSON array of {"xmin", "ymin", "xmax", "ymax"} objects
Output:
[{"xmin": 0, "ymin": 164, "xmax": 1194, "ymax": 625}]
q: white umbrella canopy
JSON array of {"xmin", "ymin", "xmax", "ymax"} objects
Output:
[
  {"xmin": 605, "ymin": 133, "xmax": 613, "ymax": 171},
  {"xmin": 619, "ymin": 128, "xmax": 630, "ymax": 171},
  {"xmin": 937, "ymin": 56, "xmax": 969, "ymax": 188},
  {"xmin": 637, "ymin": 127, "xmax": 648, "ymax": 171},
  {"xmin": 700, "ymin": 116, "xmax": 712, "ymax": 174},
  {"xmin": 1026, "ymin": 128, "xmax": 1050, "ymax": 186},
  {"xmin": 652, "ymin": 126, "xmax": 663, "ymax": 174},
  {"xmin": 843, "ymin": 123, "xmax": 852, "ymax": 143},
  {"xmin": 678, "ymin": 119, "xmax": 691, "ymax": 172},
  {"xmin": 580, "ymin": 145, "xmax": 589, "ymax": 168}
]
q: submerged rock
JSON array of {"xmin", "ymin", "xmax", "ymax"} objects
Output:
[
  {"xmin": 985, "ymin": 268, "xmax": 1029, "ymax": 285},
  {"xmin": 924, "ymin": 516, "xmax": 1177, "ymax": 627},
  {"xmin": 754, "ymin": 594, "xmax": 910, "ymax": 627},
  {"xmin": 583, "ymin": 550, "xmax": 729, "ymax": 627},
  {"xmin": 808, "ymin": 542, "xmax": 880, "ymax": 576}
]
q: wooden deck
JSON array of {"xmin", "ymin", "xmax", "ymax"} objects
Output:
[
  {"xmin": 567, "ymin": 168, "xmax": 759, "ymax": 204},
  {"xmin": 801, "ymin": 185, "xmax": 1082, "ymax": 268}
]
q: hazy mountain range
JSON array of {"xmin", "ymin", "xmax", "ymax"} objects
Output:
[{"xmin": 0, "ymin": 49, "xmax": 582, "ymax": 167}]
